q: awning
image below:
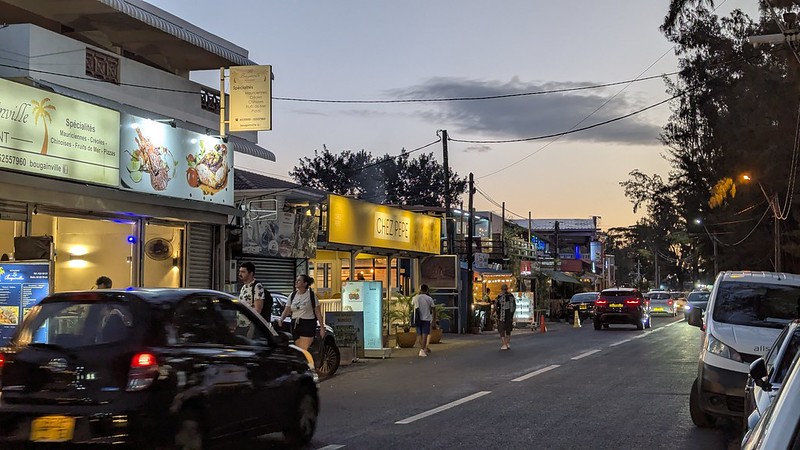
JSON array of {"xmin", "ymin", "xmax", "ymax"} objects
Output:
[
  {"xmin": 229, "ymin": 137, "xmax": 276, "ymax": 162},
  {"xmin": 543, "ymin": 270, "xmax": 581, "ymax": 284}
]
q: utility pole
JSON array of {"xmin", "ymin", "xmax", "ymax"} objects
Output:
[
  {"xmin": 465, "ymin": 173, "xmax": 475, "ymax": 333},
  {"xmin": 441, "ymin": 130, "xmax": 453, "ymax": 255},
  {"xmin": 774, "ymin": 192, "xmax": 782, "ymax": 272}
]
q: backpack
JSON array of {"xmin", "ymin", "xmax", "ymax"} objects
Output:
[{"xmin": 250, "ymin": 282, "xmax": 274, "ymax": 322}]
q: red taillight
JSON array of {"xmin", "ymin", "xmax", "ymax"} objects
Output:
[
  {"xmin": 127, "ymin": 352, "xmax": 158, "ymax": 392},
  {"xmin": 131, "ymin": 352, "xmax": 156, "ymax": 368},
  {"xmin": 595, "ymin": 300, "xmax": 608, "ymax": 306},
  {"xmin": 625, "ymin": 299, "xmax": 640, "ymax": 305},
  {"xmin": 667, "ymin": 300, "xmax": 673, "ymax": 305},
  {"xmin": 0, "ymin": 353, "xmax": 5, "ymax": 369}
]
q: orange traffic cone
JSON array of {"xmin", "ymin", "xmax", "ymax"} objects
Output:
[
  {"xmin": 573, "ymin": 310, "xmax": 582, "ymax": 328},
  {"xmin": 539, "ymin": 313, "xmax": 548, "ymax": 333}
]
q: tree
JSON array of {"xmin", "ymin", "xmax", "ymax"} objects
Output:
[{"xmin": 291, "ymin": 147, "xmax": 467, "ymax": 207}]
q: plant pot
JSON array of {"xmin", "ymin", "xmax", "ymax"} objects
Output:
[
  {"xmin": 429, "ymin": 328, "xmax": 443, "ymax": 344},
  {"xmin": 396, "ymin": 330, "xmax": 418, "ymax": 348}
]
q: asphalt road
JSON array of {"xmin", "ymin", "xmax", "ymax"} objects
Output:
[{"xmin": 256, "ymin": 315, "xmax": 744, "ymax": 449}]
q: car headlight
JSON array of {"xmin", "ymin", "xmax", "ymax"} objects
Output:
[
  {"xmin": 706, "ymin": 334, "xmax": 743, "ymax": 362},
  {"xmin": 685, "ymin": 304, "xmax": 691, "ymax": 311}
]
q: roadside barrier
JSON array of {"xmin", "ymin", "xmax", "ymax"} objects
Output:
[{"xmin": 573, "ymin": 310, "xmax": 582, "ymax": 328}]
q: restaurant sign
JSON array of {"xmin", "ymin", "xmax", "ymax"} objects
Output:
[
  {"xmin": 0, "ymin": 77, "xmax": 120, "ymax": 186},
  {"xmin": 119, "ymin": 114, "xmax": 233, "ymax": 204},
  {"xmin": 327, "ymin": 194, "xmax": 440, "ymax": 254}
]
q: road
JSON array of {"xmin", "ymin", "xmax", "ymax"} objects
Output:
[{"xmin": 257, "ymin": 315, "xmax": 744, "ymax": 449}]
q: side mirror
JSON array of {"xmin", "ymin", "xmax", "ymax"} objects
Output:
[
  {"xmin": 687, "ymin": 308, "xmax": 703, "ymax": 328},
  {"xmin": 749, "ymin": 358, "xmax": 772, "ymax": 391},
  {"xmin": 278, "ymin": 331, "xmax": 293, "ymax": 345}
]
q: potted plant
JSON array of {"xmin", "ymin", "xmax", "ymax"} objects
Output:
[
  {"xmin": 388, "ymin": 292, "xmax": 417, "ymax": 348},
  {"xmin": 429, "ymin": 303, "xmax": 452, "ymax": 344}
]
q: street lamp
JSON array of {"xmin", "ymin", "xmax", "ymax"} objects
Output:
[{"xmin": 742, "ymin": 175, "xmax": 782, "ymax": 272}]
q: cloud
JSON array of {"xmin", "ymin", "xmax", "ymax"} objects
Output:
[
  {"xmin": 463, "ymin": 144, "xmax": 492, "ymax": 153},
  {"xmin": 390, "ymin": 77, "xmax": 664, "ymax": 145}
]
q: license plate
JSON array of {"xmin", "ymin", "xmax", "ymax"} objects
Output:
[
  {"xmin": 30, "ymin": 415, "xmax": 75, "ymax": 442},
  {"xmin": 610, "ymin": 303, "xmax": 623, "ymax": 308},
  {"xmin": 579, "ymin": 305, "xmax": 587, "ymax": 310},
  {"xmin": 652, "ymin": 307, "xmax": 664, "ymax": 312}
]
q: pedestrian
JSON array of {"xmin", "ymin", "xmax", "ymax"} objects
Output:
[
  {"xmin": 95, "ymin": 276, "xmax": 112, "ymax": 289},
  {"xmin": 495, "ymin": 283, "xmax": 516, "ymax": 350},
  {"xmin": 238, "ymin": 262, "xmax": 273, "ymax": 320},
  {"xmin": 279, "ymin": 274, "xmax": 325, "ymax": 351},
  {"xmin": 413, "ymin": 284, "xmax": 435, "ymax": 357}
]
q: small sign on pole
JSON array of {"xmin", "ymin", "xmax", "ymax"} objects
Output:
[{"xmin": 228, "ymin": 65, "xmax": 272, "ymax": 132}]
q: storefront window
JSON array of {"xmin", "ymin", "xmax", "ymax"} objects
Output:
[
  {"xmin": 0, "ymin": 220, "xmax": 24, "ymax": 260},
  {"xmin": 33, "ymin": 214, "xmax": 135, "ymax": 292},
  {"xmin": 143, "ymin": 222, "xmax": 184, "ymax": 288}
]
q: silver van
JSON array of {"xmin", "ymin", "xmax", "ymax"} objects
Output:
[{"xmin": 687, "ymin": 271, "xmax": 800, "ymax": 427}]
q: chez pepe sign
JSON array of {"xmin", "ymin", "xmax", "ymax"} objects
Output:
[
  {"xmin": 374, "ymin": 212, "xmax": 410, "ymax": 243},
  {"xmin": 0, "ymin": 78, "xmax": 120, "ymax": 186}
]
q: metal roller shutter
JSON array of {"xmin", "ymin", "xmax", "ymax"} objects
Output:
[
  {"xmin": 186, "ymin": 223, "xmax": 214, "ymax": 288},
  {"xmin": 241, "ymin": 256, "xmax": 297, "ymax": 295},
  {"xmin": 0, "ymin": 200, "xmax": 28, "ymax": 221}
]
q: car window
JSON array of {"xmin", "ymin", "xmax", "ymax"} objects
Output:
[
  {"xmin": 775, "ymin": 330, "xmax": 800, "ymax": 384},
  {"xmin": 650, "ymin": 293, "xmax": 670, "ymax": 300},
  {"xmin": 16, "ymin": 300, "xmax": 133, "ymax": 348},
  {"xmin": 712, "ymin": 281, "xmax": 800, "ymax": 328},
  {"xmin": 171, "ymin": 296, "xmax": 230, "ymax": 345},
  {"xmin": 271, "ymin": 298, "xmax": 285, "ymax": 316},
  {"xmin": 765, "ymin": 326, "xmax": 790, "ymax": 374},
  {"xmin": 571, "ymin": 293, "xmax": 597, "ymax": 303},
  {"xmin": 213, "ymin": 297, "xmax": 272, "ymax": 347},
  {"xmin": 687, "ymin": 292, "xmax": 710, "ymax": 302}
]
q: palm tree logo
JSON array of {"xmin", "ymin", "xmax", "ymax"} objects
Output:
[{"xmin": 31, "ymin": 98, "xmax": 56, "ymax": 155}]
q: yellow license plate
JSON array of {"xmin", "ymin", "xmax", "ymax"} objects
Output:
[
  {"xmin": 653, "ymin": 307, "xmax": 664, "ymax": 312},
  {"xmin": 30, "ymin": 415, "xmax": 75, "ymax": 442},
  {"xmin": 579, "ymin": 305, "xmax": 587, "ymax": 310},
  {"xmin": 610, "ymin": 303, "xmax": 623, "ymax": 308}
]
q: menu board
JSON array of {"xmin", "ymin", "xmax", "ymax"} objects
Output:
[
  {"xmin": 341, "ymin": 281, "xmax": 383, "ymax": 351},
  {"xmin": 0, "ymin": 262, "xmax": 50, "ymax": 345},
  {"xmin": 514, "ymin": 292, "xmax": 534, "ymax": 325},
  {"xmin": 326, "ymin": 311, "xmax": 365, "ymax": 358}
]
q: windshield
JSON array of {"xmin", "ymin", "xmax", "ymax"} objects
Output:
[
  {"xmin": 571, "ymin": 293, "xmax": 597, "ymax": 303},
  {"xmin": 650, "ymin": 292, "xmax": 670, "ymax": 300},
  {"xmin": 15, "ymin": 301, "xmax": 134, "ymax": 349},
  {"xmin": 712, "ymin": 281, "xmax": 800, "ymax": 328},
  {"xmin": 687, "ymin": 291, "xmax": 710, "ymax": 303}
]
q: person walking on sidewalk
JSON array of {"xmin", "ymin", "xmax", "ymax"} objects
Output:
[
  {"xmin": 413, "ymin": 284, "xmax": 435, "ymax": 357},
  {"xmin": 495, "ymin": 284, "xmax": 516, "ymax": 350}
]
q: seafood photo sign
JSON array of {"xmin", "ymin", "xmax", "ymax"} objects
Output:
[{"xmin": 119, "ymin": 113, "xmax": 233, "ymax": 204}]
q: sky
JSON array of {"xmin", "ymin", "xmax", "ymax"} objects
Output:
[{"xmin": 148, "ymin": 0, "xmax": 762, "ymax": 229}]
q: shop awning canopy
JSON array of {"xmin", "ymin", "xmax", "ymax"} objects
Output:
[
  {"xmin": 543, "ymin": 270, "xmax": 581, "ymax": 284},
  {"xmin": 229, "ymin": 137, "xmax": 276, "ymax": 162}
]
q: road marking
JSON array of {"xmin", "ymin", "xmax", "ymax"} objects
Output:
[
  {"xmin": 318, "ymin": 446, "xmax": 345, "ymax": 450},
  {"xmin": 512, "ymin": 364, "xmax": 560, "ymax": 382},
  {"xmin": 571, "ymin": 349, "xmax": 601, "ymax": 360},
  {"xmin": 631, "ymin": 333, "xmax": 647, "ymax": 339},
  {"xmin": 395, "ymin": 391, "xmax": 492, "ymax": 424},
  {"xmin": 609, "ymin": 339, "xmax": 631, "ymax": 347},
  {"xmin": 665, "ymin": 321, "xmax": 680, "ymax": 327}
]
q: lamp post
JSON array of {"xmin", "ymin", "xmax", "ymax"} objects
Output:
[{"xmin": 742, "ymin": 175, "xmax": 782, "ymax": 272}]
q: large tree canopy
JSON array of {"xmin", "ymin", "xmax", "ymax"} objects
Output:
[{"xmin": 290, "ymin": 145, "xmax": 467, "ymax": 207}]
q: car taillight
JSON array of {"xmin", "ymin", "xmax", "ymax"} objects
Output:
[
  {"xmin": 0, "ymin": 352, "xmax": 4, "ymax": 379},
  {"xmin": 595, "ymin": 300, "xmax": 608, "ymax": 306},
  {"xmin": 127, "ymin": 352, "xmax": 158, "ymax": 392},
  {"xmin": 625, "ymin": 299, "xmax": 640, "ymax": 305},
  {"xmin": 667, "ymin": 300, "xmax": 673, "ymax": 305}
]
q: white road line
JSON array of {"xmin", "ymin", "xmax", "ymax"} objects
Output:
[
  {"xmin": 571, "ymin": 349, "xmax": 601, "ymax": 360},
  {"xmin": 395, "ymin": 391, "xmax": 492, "ymax": 424},
  {"xmin": 631, "ymin": 334, "xmax": 647, "ymax": 339},
  {"xmin": 318, "ymin": 446, "xmax": 345, "ymax": 450},
  {"xmin": 665, "ymin": 321, "xmax": 680, "ymax": 327},
  {"xmin": 609, "ymin": 339, "xmax": 631, "ymax": 347},
  {"xmin": 512, "ymin": 364, "xmax": 560, "ymax": 382}
]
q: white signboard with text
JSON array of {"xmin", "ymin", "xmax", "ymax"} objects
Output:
[{"xmin": 229, "ymin": 65, "xmax": 272, "ymax": 132}]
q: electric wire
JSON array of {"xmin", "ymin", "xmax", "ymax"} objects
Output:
[
  {"xmin": 776, "ymin": 101, "xmax": 800, "ymax": 220},
  {"xmin": 704, "ymin": 204, "xmax": 771, "ymax": 247}
]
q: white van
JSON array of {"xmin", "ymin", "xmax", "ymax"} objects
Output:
[{"xmin": 688, "ymin": 271, "xmax": 800, "ymax": 427}]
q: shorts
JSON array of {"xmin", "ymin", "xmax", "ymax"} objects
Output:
[
  {"xmin": 497, "ymin": 317, "xmax": 513, "ymax": 336},
  {"xmin": 416, "ymin": 320, "xmax": 431, "ymax": 335},
  {"xmin": 292, "ymin": 318, "xmax": 317, "ymax": 339}
]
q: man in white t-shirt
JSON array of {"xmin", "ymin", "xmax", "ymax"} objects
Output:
[{"xmin": 413, "ymin": 284, "xmax": 435, "ymax": 357}]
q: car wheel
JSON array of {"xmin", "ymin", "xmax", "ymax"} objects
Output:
[
  {"xmin": 172, "ymin": 412, "xmax": 204, "ymax": 450},
  {"xmin": 284, "ymin": 389, "xmax": 318, "ymax": 446},
  {"xmin": 690, "ymin": 378, "xmax": 716, "ymax": 428},
  {"xmin": 594, "ymin": 320, "xmax": 602, "ymax": 330},
  {"xmin": 316, "ymin": 338, "xmax": 341, "ymax": 380},
  {"xmin": 602, "ymin": 323, "xmax": 610, "ymax": 329},
  {"xmin": 636, "ymin": 319, "xmax": 644, "ymax": 330}
]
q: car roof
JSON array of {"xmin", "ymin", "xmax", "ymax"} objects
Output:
[
  {"xmin": 601, "ymin": 288, "xmax": 638, "ymax": 293},
  {"xmin": 719, "ymin": 271, "xmax": 800, "ymax": 286},
  {"xmin": 43, "ymin": 288, "xmax": 237, "ymax": 305}
]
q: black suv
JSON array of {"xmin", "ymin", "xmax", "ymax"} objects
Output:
[
  {"xmin": 0, "ymin": 289, "xmax": 319, "ymax": 448},
  {"xmin": 593, "ymin": 288, "xmax": 651, "ymax": 330}
]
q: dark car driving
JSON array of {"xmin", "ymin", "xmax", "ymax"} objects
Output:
[
  {"xmin": 271, "ymin": 293, "xmax": 340, "ymax": 380},
  {"xmin": 0, "ymin": 289, "xmax": 319, "ymax": 448},
  {"xmin": 566, "ymin": 292, "xmax": 599, "ymax": 321},
  {"xmin": 593, "ymin": 288, "xmax": 651, "ymax": 330},
  {"xmin": 683, "ymin": 290, "xmax": 710, "ymax": 321}
]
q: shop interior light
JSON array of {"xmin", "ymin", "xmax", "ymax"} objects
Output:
[{"xmin": 172, "ymin": 257, "xmax": 179, "ymax": 268}]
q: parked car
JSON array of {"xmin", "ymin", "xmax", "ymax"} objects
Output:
[
  {"xmin": 593, "ymin": 288, "xmax": 651, "ymax": 330},
  {"xmin": 743, "ymin": 320, "xmax": 800, "ymax": 433},
  {"xmin": 687, "ymin": 271, "xmax": 800, "ymax": 428},
  {"xmin": 271, "ymin": 292, "xmax": 341, "ymax": 380},
  {"xmin": 0, "ymin": 289, "xmax": 319, "ymax": 448},
  {"xmin": 670, "ymin": 291, "xmax": 688, "ymax": 312},
  {"xmin": 566, "ymin": 292, "xmax": 599, "ymax": 321},
  {"xmin": 648, "ymin": 291, "xmax": 677, "ymax": 317},
  {"xmin": 683, "ymin": 290, "xmax": 710, "ymax": 321},
  {"xmin": 741, "ymin": 349, "xmax": 800, "ymax": 449}
]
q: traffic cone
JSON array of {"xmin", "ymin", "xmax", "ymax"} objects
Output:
[
  {"xmin": 573, "ymin": 310, "xmax": 582, "ymax": 328},
  {"xmin": 539, "ymin": 313, "xmax": 548, "ymax": 333}
]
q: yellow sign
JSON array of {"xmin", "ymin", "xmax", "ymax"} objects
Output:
[
  {"xmin": 0, "ymin": 78, "xmax": 120, "ymax": 186},
  {"xmin": 327, "ymin": 194, "xmax": 441, "ymax": 254},
  {"xmin": 229, "ymin": 65, "xmax": 272, "ymax": 132},
  {"xmin": 30, "ymin": 415, "xmax": 75, "ymax": 442}
]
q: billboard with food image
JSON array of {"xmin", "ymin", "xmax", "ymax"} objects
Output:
[
  {"xmin": 119, "ymin": 114, "xmax": 233, "ymax": 204},
  {"xmin": 242, "ymin": 208, "xmax": 319, "ymax": 259}
]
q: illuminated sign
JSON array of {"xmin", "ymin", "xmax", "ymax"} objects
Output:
[
  {"xmin": 341, "ymin": 281, "xmax": 383, "ymax": 351},
  {"xmin": 0, "ymin": 262, "xmax": 51, "ymax": 345},
  {"xmin": 0, "ymin": 78, "xmax": 120, "ymax": 186},
  {"xmin": 327, "ymin": 194, "xmax": 440, "ymax": 254},
  {"xmin": 229, "ymin": 65, "xmax": 272, "ymax": 132}
]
